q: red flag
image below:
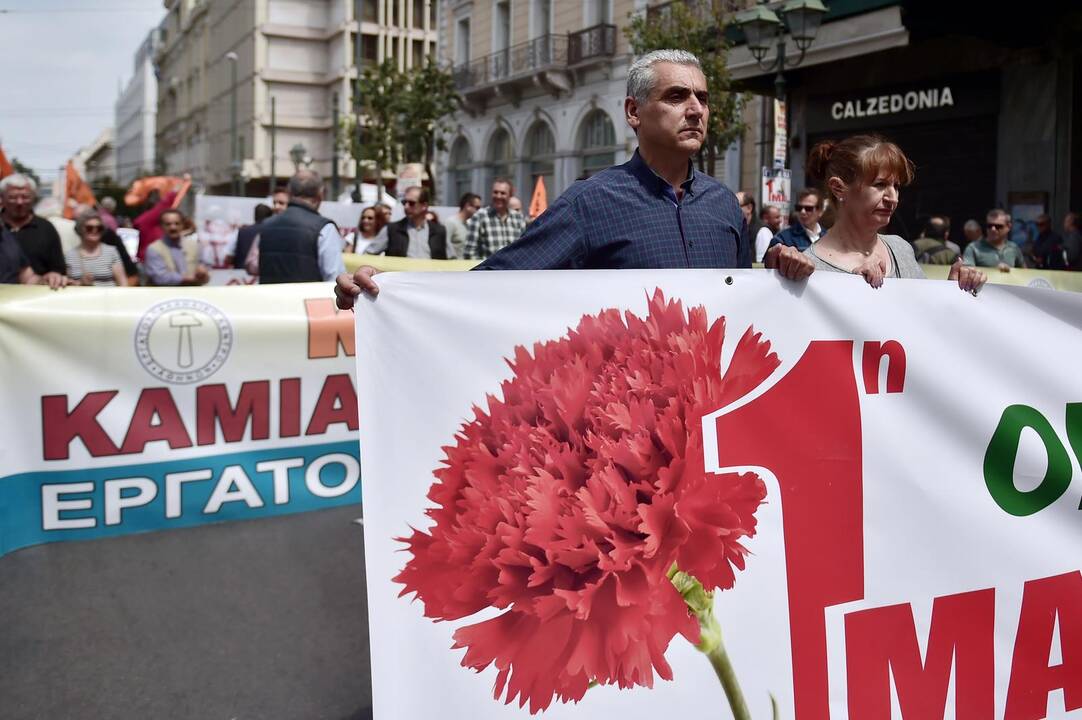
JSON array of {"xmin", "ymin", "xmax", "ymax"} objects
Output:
[
  {"xmin": 0, "ymin": 145, "xmax": 13, "ymax": 179},
  {"xmin": 63, "ymin": 161, "xmax": 96, "ymax": 219},
  {"xmin": 529, "ymin": 176, "xmax": 548, "ymax": 219}
]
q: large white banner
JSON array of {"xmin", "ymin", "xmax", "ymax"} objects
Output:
[
  {"xmin": 356, "ymin": 270, "xmax": 1082, "ymax": 719},
  {"xmin": 0, "ymin": 283, "xmax": 359, "ymax": 556}
]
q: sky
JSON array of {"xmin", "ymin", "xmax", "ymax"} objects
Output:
[{"xmin": 0, "ymin": 1, "xmax": 165, "ymax": 186}]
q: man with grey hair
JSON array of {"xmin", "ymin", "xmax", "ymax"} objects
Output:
[
  {"xmin": 98, "ymin": 196, "xmax": 119, "ymax": 231},
  {"xmin": 0, "ymin": 174, "xmax": 68, "ymax": 289},
  {"xmin": 247, "ymin": 169, "xmax": 346, "ymax": 283},
  {"xmin": 336, "ymin": 49, "xmax": 812, "ymax": 305}
]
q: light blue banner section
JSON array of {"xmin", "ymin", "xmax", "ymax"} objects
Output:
[{"xmin": 0, "ymin": 441, "xmax": 361, "ymax": 558}]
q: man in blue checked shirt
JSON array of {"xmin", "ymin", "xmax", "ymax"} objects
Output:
[{"xmin": 335, "ymin": 49, "xmax": 813, "ymax": 308}]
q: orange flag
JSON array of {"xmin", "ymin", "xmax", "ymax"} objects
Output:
[
  {"xmin": 124, "ymin": 175, "xmax": 185, "ymax": 206},
  {"xmin": 172, "ymin": 177, "xmax": 192, "ymax": 208},
  {"xmin": 0, "ymin": 145, "xmax": 13, "ymax": 179},
  {"xmin": 529, "ymin": 176, "xmax": 548, "ymax": 219},
  {"xmin": 63, "ymin": 161, "xmax": 96, "ymax": 219}
]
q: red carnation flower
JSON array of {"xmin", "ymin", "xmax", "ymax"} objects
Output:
[{"xmin": 394, "ymin": 289, "xmax": 779, "ymax": 714}]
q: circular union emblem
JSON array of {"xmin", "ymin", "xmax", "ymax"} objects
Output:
[
  {"xmin": 1026, "ymin": 277, "xmax": 1055, "ymax": 291},
  {"xmin": 134, "ymin": 298, "xmax": 233, "ymax": 384}
]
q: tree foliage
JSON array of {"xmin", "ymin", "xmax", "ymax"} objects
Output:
[
  {"xmin": 11, "ymin": 158, "xmax": 41, "ymax": 188},
  {"xmin": 341, "ymin": 58, "xmax": 459, "ymax": 197},
  {"xmin": 625, "ymin": 1, "xmax": 746, "ymax": 176}
]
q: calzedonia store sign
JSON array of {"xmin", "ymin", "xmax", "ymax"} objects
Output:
[
  {"xmin": 806, "ymin": 73, "xmax": 998, "ymax": 133},
  {"xmin": 831, "ymin": 87, "xmax": 954, "ymax": 120}
]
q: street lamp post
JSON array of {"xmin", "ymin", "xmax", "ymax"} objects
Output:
[
  {"xmin": 736, "ymin": 1, "xmax": 827, "ymax": 170},
  {"xmin": 736, "ymin": 0, "xmax": 828, "ymax": 100},
  {"xmin": 290, "ymin": 143, "xmax": 309, "ymax": 172},
  {"xmin": 225, "ymin": 51, "xmax": 241, "ymax": 195},
  {"xmin": 351, "ymin": 11, "xmax": 363, "ymax": 203}
]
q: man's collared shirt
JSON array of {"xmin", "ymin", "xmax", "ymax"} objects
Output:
[
  {"xmin": 769, "ymin": 221, "xmax": 822, "ymax": 253},
  {"xmin": 463, "ymin": 206, "xmax": 527, "ymax": 260},
  {"xmin": 315, "ymin": 223, "xmax": 348, "ymax": 280},
  {"xmin": 2, "ymin": 214, "xmax": 65, "ymax": 275},
  {"xmin": 476, "ymin": 150, "xmax": 749, "ymax": 270},
  {"xmin": 962, "ymin": 238, "xmax": 1025, "ymax": 268},
  {"xmin": 144, "ymin": 236, "xmax": 190, "ymax": 285},
  {"xmin": 406, "ymin": 221, "xmax": 431, "ymax": 259},
  {"xmin": 442, "ymin": 215, "xmax": 467, "ymax": 259}
]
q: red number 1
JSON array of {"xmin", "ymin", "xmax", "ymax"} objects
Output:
[{"xmin": 712, "ymin": 340, "xmax": 866, "ymax": 720}]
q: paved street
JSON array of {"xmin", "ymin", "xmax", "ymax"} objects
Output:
[{"xmin": 0, "ymin": 506, "xmax": 372, "ymax": 720}]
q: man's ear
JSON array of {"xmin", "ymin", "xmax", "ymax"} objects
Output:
[{"xmin": 624, "ymin": 96, "xmax": 640, "ymax": 132}]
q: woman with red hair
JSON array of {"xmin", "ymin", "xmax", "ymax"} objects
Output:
[{"xmin": 804, "ymin": 134, "xmax": 985, "ymax": 294}]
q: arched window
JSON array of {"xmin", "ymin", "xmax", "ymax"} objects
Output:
[
  {"xmin": 486, "ymin": 127, "xmax": 515, "ymax": 190},
  {"xmin": 578, "ymin": 110, "xmax": 616, "ymax": 178},
  {"xmin": 524, "ymin": 121, "xmax": 555, "ymax": 200},
  {"xmin": 448, "ymin": 137, "xmax": 473, "ymax": 204}
]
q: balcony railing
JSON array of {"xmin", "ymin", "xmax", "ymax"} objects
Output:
[
  {"xmin": 453, "ymin": 34, "xmax": 568, "ymax": 92},
  {"xmin": 453, "ymin": 27, "xmax": 619, "ymax": 95},
  {"xmin": 646, "ymin": 0, "xmax": 740, "ymax": 23},
  {"xmin": 568, "ymin": 24, "xmax": 617, "ymax": 65}
]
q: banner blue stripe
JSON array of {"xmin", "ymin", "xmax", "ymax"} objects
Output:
[{"xmin": 0, "ymin": 441, "xmax": 361, "ymax": 558}]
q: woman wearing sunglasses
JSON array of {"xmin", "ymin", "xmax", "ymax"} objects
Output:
[
  {"xmin": 65, "ymin": 212, "xmax": 126, "ymax": 287},
  {"xmin": 349, "ymin": 205, "xmax": 387, "ymax": 253},
  {"xmin": 802, "ymin": 134, "xmax": 986, "ymax": 294}
]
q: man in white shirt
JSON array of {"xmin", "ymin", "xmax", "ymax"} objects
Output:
[{"xmin": 755, "ymin": 204, "xmax": 782, "ymax": 262}]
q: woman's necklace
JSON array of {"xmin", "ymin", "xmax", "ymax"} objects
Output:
[
  {"xmin": 823, "ymin": 230, "xmax": 879, "ymax": 258},
  {"xmin": 818, "ymin": 234, "xmax": 890, "ymax": 274}
]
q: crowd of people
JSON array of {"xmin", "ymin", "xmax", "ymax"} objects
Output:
[
  {"xmin": 0, "ymin": 172, "xmax": 217, "ymax": 288},
  {"xmin": 737, "ymin": 185, "xmax": 1080, "ymax": 273},
  {"xmin": 3, "ymin": 50, "xmax": 1079, "ymax": 292}
]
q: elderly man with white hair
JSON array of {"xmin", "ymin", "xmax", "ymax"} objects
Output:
[
  {"xmin": 336, "ymin": 49, "xmax": 813, "ymax": 305},
  {"xmin": 0, "ymin": 174, "xmax": 68, "ymax": 289},
  {"xmin": 98, "ymin": 196, "xmax": 119, "ymax": 231}
]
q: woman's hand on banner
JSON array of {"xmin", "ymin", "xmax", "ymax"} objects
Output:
[
  {"xmin": 335, "ymin": 266, "xmax": 381, "ymax": 310},
  {"xmin": 948, "ymin": 258, "xmax": 987, "ymax": 296},
  {"xmin": 854, "ymin": 256, "xmax": 887, "ymax": 289},
  {"xmin": 763, "ymin": 244, "xmax": 816, "ymax": 281}
]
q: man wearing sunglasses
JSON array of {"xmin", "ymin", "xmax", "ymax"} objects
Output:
[
  {"xmin": 962, "ymin": 210, "xmax": 1024, "ymax": 272},
  {"xmin": 380, "ymin": 186, "xmax": 449, "ymax": 259},
  {"xmin": 768, "ymin": 188, "xmax": 825, "ymax": 253}
]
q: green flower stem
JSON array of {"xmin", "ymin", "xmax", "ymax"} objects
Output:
[
  {"xmin": 669, "ymin": 565, "xmax": 751, "ymax": 720},
  {"xmin": 703, "ymin": 626, "xmax": 751, "ymax": 720}
]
